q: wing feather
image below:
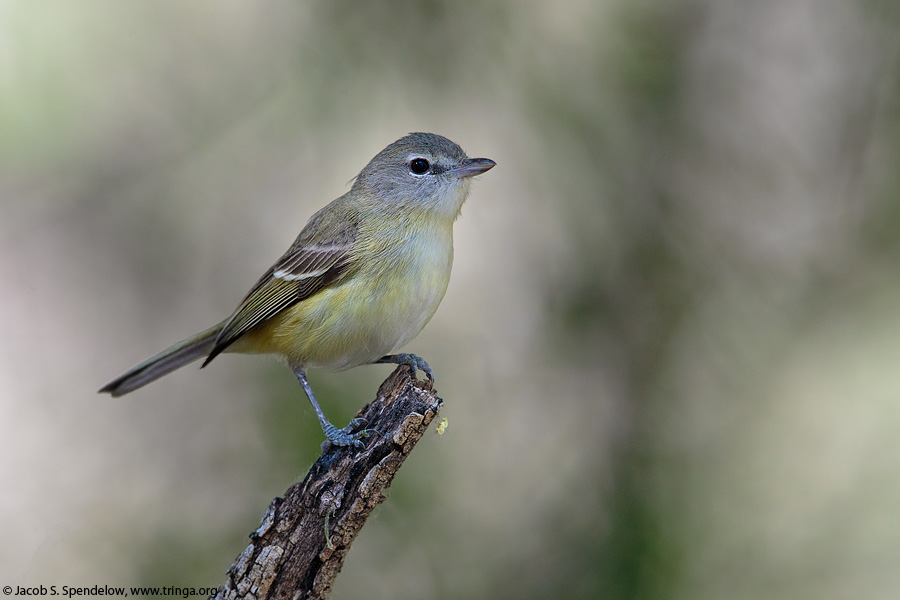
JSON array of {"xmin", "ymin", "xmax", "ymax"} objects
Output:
[{"xmin": 202, "ymin": 219, "xmax": 358, "ymax": 365}]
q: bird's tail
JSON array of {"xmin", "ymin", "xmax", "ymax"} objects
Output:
[{"xmin": 98, "ymin": 322, "xmax": 224, "ymax": 397}]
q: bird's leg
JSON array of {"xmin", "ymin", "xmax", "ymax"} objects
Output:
[
  {"xmin": 292, "ymin": 365, "xmax": 368, "ymax": 448},
  {"xmin": 374, "ymin": 353, "xmax": 434, "ymax": 383}
]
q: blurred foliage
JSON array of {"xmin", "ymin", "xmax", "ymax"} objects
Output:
[{"xmin": 3, "ymin": 1, "xmax": 900, "ymax": 599}]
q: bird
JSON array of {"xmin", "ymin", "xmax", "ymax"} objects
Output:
[{"xmin": 99, "ymin": 132, "xmax": 496, "ymax": 447}]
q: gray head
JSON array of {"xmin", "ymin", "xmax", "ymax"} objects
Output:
[{"xmin": 353, "ymin": 132, "xmax": 495, "ymax": 219}]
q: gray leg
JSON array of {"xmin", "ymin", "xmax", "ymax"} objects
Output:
[
  {"xmin": 375, "ymin": 353, "xmax": 434, "ymax": 383},
  {"xmin": 292, "ymin": 365, "xmax": 367, "ymax": 448}
]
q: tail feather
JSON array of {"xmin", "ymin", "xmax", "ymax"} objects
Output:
[{"xmin": 99, "ymin": 322, "xmax": 224, "ymax": 397}]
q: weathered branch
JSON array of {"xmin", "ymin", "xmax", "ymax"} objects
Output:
[{"xmin": 212, "ymin": 366, "xmax": 443, "ymax": 600}]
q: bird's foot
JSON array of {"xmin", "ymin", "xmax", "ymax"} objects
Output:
[
  {"xmin": 377, "ymin": 353, "xmax": 434, "ymax": 383},
  {"xmin": 321, "ymin": 417, "xmax": 371, "ymax": 449}
]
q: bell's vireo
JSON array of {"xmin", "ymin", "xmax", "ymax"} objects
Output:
[{"xmin": 99, "ymin": 132, "xmax": 495, "ymax": 447}]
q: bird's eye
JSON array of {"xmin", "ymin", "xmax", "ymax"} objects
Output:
[{"xmin": 409, "ymin": 158, "xmax": 430, "ymax": 175}]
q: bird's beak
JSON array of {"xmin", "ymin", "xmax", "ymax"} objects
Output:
[{"xmin": 451, "ymin": 158, "xmax": 496, "ymax": 178}]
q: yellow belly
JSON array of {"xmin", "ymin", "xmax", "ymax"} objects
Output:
[{"xmin": 232, "ymin": 224, "xmax": 453, "ymax": 370}]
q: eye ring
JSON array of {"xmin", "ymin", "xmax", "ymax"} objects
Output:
[{"xmin": 409, "ymin": 158, "xmax": 430, "ymax": 175}]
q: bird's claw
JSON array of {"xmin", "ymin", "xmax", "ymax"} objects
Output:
[
  {"xmin": 322, "ymin": 418, "xmax": 370, "ymax": 448},
  {"xmin": 394, "ymin": 353, "xmax": 434, "ymax": 383}
]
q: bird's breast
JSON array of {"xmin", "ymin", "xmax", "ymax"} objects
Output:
[{"xmin": 251, "ymin": 221, "xmax": 454, "ymax": 370}]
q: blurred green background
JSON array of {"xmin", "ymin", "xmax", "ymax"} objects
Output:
[{"xmin": 3, "ymin": 1, "xmax": 900, "ymax": 598}]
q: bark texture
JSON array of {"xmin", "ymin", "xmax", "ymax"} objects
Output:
[{"xmin": 212, "ymin": 366, "xmax": 443, "ymax": 600}]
